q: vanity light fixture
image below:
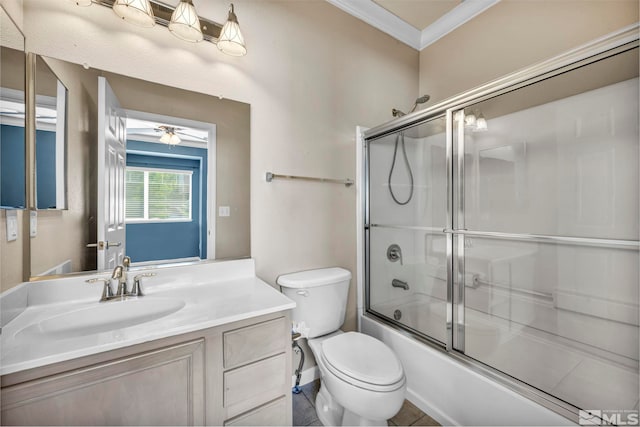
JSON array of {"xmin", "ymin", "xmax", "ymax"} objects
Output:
[
  {"xmin": 113, "ymin": 0, "xmax": 156, "ymax": 28},
  {"xmin": 159, "ymin": 126, "xmax": 181, "ymax": 145},
  {"xmin": 217, "ymin": 3, "xmax": 246, "ymax": 56},
  {"xmin": 169, "ymin": 0, "xmax": 203, "ymax": 43},
  {"xmin": 70, "ymin": 0, "xmax": 246, "ymax": 56}
]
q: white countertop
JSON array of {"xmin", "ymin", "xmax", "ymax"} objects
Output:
[{"xmin": 1, "ymin": 260, "xmax": 295, "ymax": 376}]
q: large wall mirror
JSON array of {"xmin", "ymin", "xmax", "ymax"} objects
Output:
[
  {"xmin": 29, "ymin": 55, "xmax": 250, "ymax": 278},
  {"xmin": 0, "ymin": 6, "xmax": 26, "ymax": 209},
  {"xmin": 35, "ymin": 56, "xmax": 68, "ymax": 210}
]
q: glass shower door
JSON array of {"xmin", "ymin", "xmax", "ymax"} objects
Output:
[
  {"xmin": 367, "ymin": 116, "xmax": 450, "ymax": 345},
  {"xmin": 454, "ymin": 46, "xmax": 640, "ymax": 411}
]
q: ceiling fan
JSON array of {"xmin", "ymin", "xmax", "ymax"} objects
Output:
[{"xmin": 127, "ymin": 123, "xmax": 208, "ymax": 146}]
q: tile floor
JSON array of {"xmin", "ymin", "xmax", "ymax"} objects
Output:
[{"xmin": 292, "ymin": 379, "xmax": 440, "ymax": 426}]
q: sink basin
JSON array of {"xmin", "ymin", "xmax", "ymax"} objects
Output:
[{"xmin": 16, "ymin": 298, "xmax": 185, "ymax": 340}]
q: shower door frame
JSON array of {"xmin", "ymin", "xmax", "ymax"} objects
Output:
[{"xmin": 362, "ymin": 23, "xmax": 639, "ymax": 423}]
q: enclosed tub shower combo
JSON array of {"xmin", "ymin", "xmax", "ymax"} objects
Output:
[{"xmin": 361, "ymin": 26, "xmax": 639, "ymax": 423}]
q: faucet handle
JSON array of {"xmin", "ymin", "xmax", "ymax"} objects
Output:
[
  {"xmin": 122, "ymin": 256, "xmax": 131, "ymax": 270},
  {"xmin": 86, "ymin": 277, "xmax": 114, "ymax": 302},
  {"xmin": 131, "ymin": 273, "xmax": 156, "ymax": 297}
]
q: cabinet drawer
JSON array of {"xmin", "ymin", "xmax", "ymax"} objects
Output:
[
  {"xmin": 223, "ymin": 317, "xmax": 287, "ymax": 369},
  {"xmin": 224, "ymin": 396, "xmax": 287, "ymax": 426},
  {"xmin": 224, "ymin": 353, "xmax": 287, "ymax": 419}
]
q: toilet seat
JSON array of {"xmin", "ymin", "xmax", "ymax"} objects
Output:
[{"xmin": 320, "ymin": 332, "xmax": 405, "ymax": 392}]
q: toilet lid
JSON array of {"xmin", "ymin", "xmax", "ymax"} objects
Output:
[{"xmin": 321, "ymin": 332, "xmax": 404, "ymax": 386}]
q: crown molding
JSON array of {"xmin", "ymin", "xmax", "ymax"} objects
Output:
[
  {"xmin": 326, "ymin": 0, "xmax": 500, "ymax": 51},
  {"xmin": 420, "ymin": 0, "xmax": 500, "ymax": 49}
]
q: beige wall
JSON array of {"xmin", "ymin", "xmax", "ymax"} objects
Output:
[{"xmin": 419, "ymin": 0, "xmax": 639, "ymax": 104}]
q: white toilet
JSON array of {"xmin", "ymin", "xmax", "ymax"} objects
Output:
[{"xmin": 278, "ymin": 267, "xmax": 406, "ymax": 426}]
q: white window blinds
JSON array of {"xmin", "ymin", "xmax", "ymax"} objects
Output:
[{"xmin": 125, "ymin": 167, "xmax": 192, "ymax": 222}]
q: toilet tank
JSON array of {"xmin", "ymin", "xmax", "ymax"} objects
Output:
[{"xmin": 277, "ymin": 268, "xmax": 351, "ymax": 338}]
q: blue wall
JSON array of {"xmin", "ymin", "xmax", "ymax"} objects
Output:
[
  {"xmin": 0, "ymin": 124, "xmax": 26, "ymax": 208},
  {"xmin": 35, "ymin": 130, "xmax": 56, "ymax": 209},
  {"xmin": 126, "ymin": 140, "xmax": 207, "ymax": 263},
  {"xmin": 0, "ymin": 125, "xmax": 57, "ymax": 209}
]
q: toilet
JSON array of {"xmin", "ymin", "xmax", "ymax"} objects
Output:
[{"xmin": 278, "ymin": 268, "xmax": 406, "ymax": 426}]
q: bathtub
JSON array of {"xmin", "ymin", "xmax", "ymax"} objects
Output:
[{"xmin": 360, "ymin": 310, "xmax": 574, "ymax": 426}]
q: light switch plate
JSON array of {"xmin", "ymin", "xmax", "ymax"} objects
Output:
[
  {"xmin": 30, "ymin": 211, "xmax": 37, "ymax": 237},
  {"xmin": 218, "ymin": 206, "xmax": 230, "ymax": 217},
  {"xmin": 6, "ymin": 210, "xmax": 17, "ymax": 242}
]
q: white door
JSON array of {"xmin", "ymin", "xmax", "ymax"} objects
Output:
[{"xmin": 97, "ymin": 77, "xmax": 126, "ymax": 270}]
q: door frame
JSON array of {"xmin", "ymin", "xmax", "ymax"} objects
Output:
[{"xmin": 123, "ymin": 110, "xmax": 216, "ymax": 261}]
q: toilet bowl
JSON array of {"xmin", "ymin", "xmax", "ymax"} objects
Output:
[
  {"xmin": 277, "ymin": 268, "xmax": 406, "ymax": 426},
  {"xmin": 309, "ymin": 331, "xmax": 406, "ymax": 426}
]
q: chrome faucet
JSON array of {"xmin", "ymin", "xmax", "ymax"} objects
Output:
[
  {"xmin": 87, "ymin": 258, "xmax": 157, "ymax": 302},
  {"xmin": 112, "ymin": 265, "xmax": 128, "ymax": 298}
]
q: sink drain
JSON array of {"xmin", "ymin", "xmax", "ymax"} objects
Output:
[{"xmin": 393, "ymin": 309, "xmax": 402, "ymax": 320}]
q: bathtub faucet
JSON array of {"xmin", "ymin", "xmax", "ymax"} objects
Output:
[{"xmin": 392, "ymin": 279, "xmax": 409, "ymax": 290}]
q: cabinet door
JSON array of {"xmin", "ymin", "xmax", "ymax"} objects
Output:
[{"xmin": 1, "ymin": 340, "xmax": 205, "ymax": 426}]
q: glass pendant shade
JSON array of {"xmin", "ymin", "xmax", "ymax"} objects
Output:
[
  {"xmin": 474, "ymin": 113, "xmax": 488, "ymax": 132},
  {"xmin": 159, "ymin": 132, "xmax": 171, "ymax": 144},
  {"xmin": 71, "ymin": 0, "xmax": 92, "ymax": 6},
  {"xmin": 169, "ymin": 0, "xmax": 203, "ymax": 43},
  {"xmin": 160, "ymin": 129, "xmax": 181, "ymax": 145},
  {"xmin": 113, "ymin": 0, "xmax": 155, "ymax": 28},
  {"xmin": 217, "ymin": 4, "xmax": 246, "ymax": 57},
  {"xmin": 464, "ymin": 113, "xmax": 476, "ymax": 128}
]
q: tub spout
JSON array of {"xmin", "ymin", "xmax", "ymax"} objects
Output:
[{"xmin": 392, "ymin": 279, "xmax": 409, "ymax": 290}]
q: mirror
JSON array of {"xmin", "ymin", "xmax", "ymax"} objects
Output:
[
  {"xmin": 35, "ymin": 56, "xmax": 68, "ymax": 210},
  {"xmin": 0, "ymin": 7, "xmax": 26, "ymax": 209},
  {"xmin": 29, "ymin": 55, "xmax": 250, "ymax": 278}
]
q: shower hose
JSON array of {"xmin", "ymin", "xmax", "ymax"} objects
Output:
[{"xmin": 388, "ymin": 131, "xmax": 414, "ymax": 205}]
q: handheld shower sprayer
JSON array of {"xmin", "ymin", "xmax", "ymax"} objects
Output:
[{"xmin": 388, "ymin": 94, "xmax": 431, "ymax": 205}]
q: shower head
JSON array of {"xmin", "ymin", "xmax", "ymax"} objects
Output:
[
  {"xmin": 392, "ymin": 95, "xmax": 430, "ymax": 118},
  {"xmin": 415, "ymin": 94, "xmax": 430, "ymax": 104},
  {"xmin": 409, "ymin": 94, "xmax": 430, "ymax": 113}
]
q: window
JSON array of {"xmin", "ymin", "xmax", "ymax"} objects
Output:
[{"xmin": 125, "ymin": 167, "xmax": 192, "ymax": 222}]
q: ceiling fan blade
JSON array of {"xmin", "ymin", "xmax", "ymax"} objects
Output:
[{"xmin": 175, "ymin": 130, "xmax": 207, "ymax": 141}]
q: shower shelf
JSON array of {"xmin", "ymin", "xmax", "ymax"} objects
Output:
[{"xmin": 265, "ymin": 172, "xmax": 353, "ymax": 187}]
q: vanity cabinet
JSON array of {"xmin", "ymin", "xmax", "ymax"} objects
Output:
[{"xmin": 0, "ymin": 312, "xmax": 292, "ymax": 426}]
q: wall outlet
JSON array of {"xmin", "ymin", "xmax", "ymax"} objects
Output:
[
  {"xmin": 6, "ymin": 210, "xmax": 18, "ymax": 242},
  {"xmin": 30, "ymin": 211, "xmax": 37, "ymax": 237},
  {"xmin": 218, "ymin": 206, "xmax": 231, "ymax": 217}
]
